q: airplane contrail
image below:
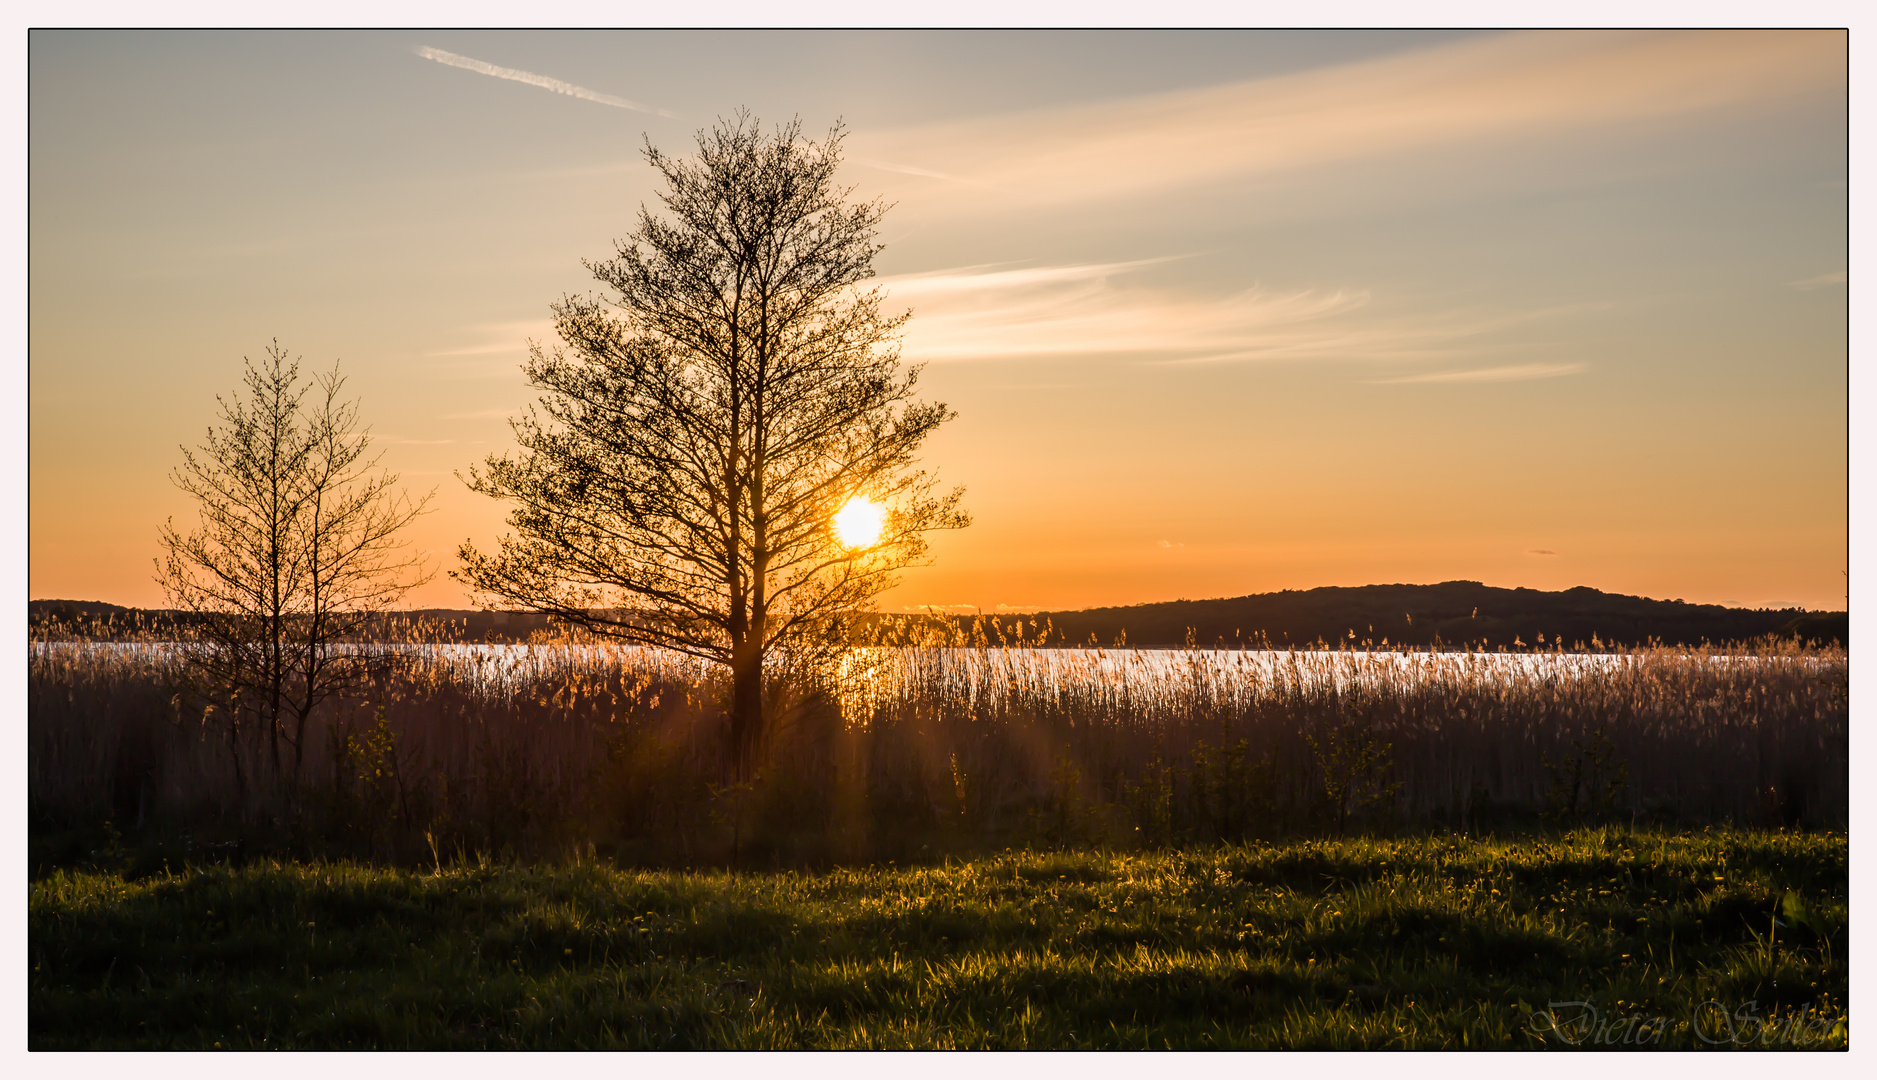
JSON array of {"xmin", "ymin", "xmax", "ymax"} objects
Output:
[{"xmin": 414, "ymin": 46, "xmax": 675, "ymax": 118}]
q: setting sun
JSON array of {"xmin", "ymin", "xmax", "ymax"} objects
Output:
[{"xmin": 833, "ymin": 495, "xmax": 885, "ymax": 549}]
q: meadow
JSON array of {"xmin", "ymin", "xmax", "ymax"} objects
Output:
[
  {"xmin": 29, "ymin": 829, "xmax": 1848, "ymax": 1049},
  {"xmin": 27, "ymin": 618, "xmax": 1850, "ymax": 1049}
]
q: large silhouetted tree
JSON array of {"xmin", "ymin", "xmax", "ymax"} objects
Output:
[
  {"xmin": 457, "ymin": 114, "xmax": 966, "ymax": 777},
  {"xmin": 158, "ymin": 343, "xmax": 433, "ymax": 798}
]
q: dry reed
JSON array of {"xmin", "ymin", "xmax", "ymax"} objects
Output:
[{"xmin": 28, "ymin": 611, "xmax": 1846, "ymax": 863}]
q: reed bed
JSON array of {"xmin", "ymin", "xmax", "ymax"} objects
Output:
[
  {"xmin": 28, "ymin": 616, "xmax": 1847, "ymax": 865},
  {"xmin": 846, "ymin": 640, "xmax": 1846, "ymax": 835}
]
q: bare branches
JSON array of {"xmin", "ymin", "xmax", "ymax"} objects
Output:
[
  {"xmin": 156, "ymin": 342, "xmax": 434, "ymax": 793},
  {"xmin": 457, "ymin": 113, "xmax": 967, "ymax": 774}
]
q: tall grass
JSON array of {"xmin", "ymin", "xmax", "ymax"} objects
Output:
[
  {"xmin": 845, "ymin": 638, "xmax": 1846, "ymax": 837},
  {"xmin": 28, "ymin": 613, "xmax": 1846, "ymax": 865}
]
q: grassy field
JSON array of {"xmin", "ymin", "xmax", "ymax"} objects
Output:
[{"xmin": 30, "ymin": 827, "xmax": 1846, "ymax": 1050}]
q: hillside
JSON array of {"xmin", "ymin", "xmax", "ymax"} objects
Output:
[
  {"xmin": 30, "ymin": 582, "xmax": 1844, "ymax": 648},
  {"xmin": 998, "ymin": 581, "xmax": 1839, "ymax": 648}
]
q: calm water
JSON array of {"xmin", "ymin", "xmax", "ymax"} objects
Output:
[{"xmin": 36, "ymin": 640, "xmax": 1784, "ymax": 693}]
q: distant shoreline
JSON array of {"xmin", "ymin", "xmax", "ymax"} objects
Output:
[{"xmin": 30, "ymin": 580, "xmax": 1845, "ymax": 649}]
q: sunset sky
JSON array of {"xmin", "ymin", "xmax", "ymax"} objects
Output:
[{"xmin": 28, "ymin": 29, "xmax": 1849, "ymax": 614}]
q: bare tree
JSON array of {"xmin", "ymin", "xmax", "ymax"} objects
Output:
[
  {"xmin": 457, "ymin": 114, "xmax": 967, "ymax": 776},
  {"xmin": 158, "ymin": 342, "xmax": 433, "ymax": 796}
]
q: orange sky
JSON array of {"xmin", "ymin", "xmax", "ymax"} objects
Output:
[{"xmin": 29, "ymin": 30, "xmax": 1848, "ymax": 613}]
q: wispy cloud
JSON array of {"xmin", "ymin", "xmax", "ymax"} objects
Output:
[
  {"xmin": 424, "ymin": 321, "xmax": 554, "ymax": 384},
  {"xmin": 851, "ymin": 157, "xmax": 981, "ymax": 185},
  {"xmin": 439, "ymin": 408, "xmax": 517, "ymax": 421},
  {"xmin": 885, "ymin": 259, "xmax": 1369, "ymax": 363},
  {"xmin": 425, "ymin": 322, "xmax": 552, "ymax": 358},
  {"xmin": 1371, "ymin": 362, "xmax": 1588, "ymax": 384},
  {"xmin": 1526, "ymin": 548, "xmax": 1559, "ymax": 556},
  {"xmin": 1788, "ymin": 270, "xmax": 1846, "ymax": 290},
  {"xmin": 852, "ymin": 31, "xmax": 1841, "ymax": 211},
  {"xmin": 427, "ymin": 342, "xmax": 533, "ymax": 358},
  {"xmin": 883, "ymin": 258, "xmax": 1575, "ymax": 367},
  {"xmin": 883, "ymin": 256, "xmax": 1187, "ymax": 296},
  {"xmin": 414, "ymin": 46, "xmax": 675, "ymax": 118}
]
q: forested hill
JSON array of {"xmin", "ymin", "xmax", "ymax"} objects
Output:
[
  {"xmin": 26, "ymin": 601, "xmax": 560, "ymax": 643},
  {"xmin": 31, "ymin": 582, "xmax": 1845, "ymax": 648},
  {"xmin": 1002, "ymin": 582, "xmax": 1841, "ymax": 649}
]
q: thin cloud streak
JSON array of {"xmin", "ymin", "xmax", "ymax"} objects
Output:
[
  {"xmin": 425, "ymin": 320, "xmax": 556, "ymax": 358},
  {"xmin": 880, "ymin": 256, "xmax": 1188, "ymax": 296},
  {"xmin": 886, "ymin": 259, "xmax": 1370, "ymax": 362},
  {"xmin": 439, "ymin": 409, "xmax": 517, "ymax": 420},
  {"xmin": 884, "ymin": 259, "xmax": 1578, "ymax": 367},
  {"xmin": 852, "ymin": 31, "xmax": 1841, "ymax": 211},
  {"xmin": 414, "ymin": 46, "xmax": 676, "ymax": 118},
  {"xmin": 426, "ymin": 341, "xmax": 537, "ymax": 357},
  {"xmin": 851, "ymin": 157, "xmax": 983, "ymax": 185},
  {"xmin": 1164, "ymin": 306, "xmax": 1572, "ymax": 366},
  {"xmin": 1372, "ymin": 362, "xmax": 1588, "ymax": 384},
  {"xmin": 1789, "ymin": 270, "xmax": 1846, "ymax": 290}
]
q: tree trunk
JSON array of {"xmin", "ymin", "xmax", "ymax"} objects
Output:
[{"xmin": 728, "ymin": 644, "xmax": 765, "ymax": 781}]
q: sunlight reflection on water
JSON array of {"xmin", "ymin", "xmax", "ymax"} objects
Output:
[{"xmin": 34, "ymin": 641, "xmax": 1800, "ymax": 713}]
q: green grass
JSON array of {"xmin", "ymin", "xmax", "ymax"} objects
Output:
[{"xmin": 30, "ymin": 828, "xmax": 1847, "ymax": 1049}]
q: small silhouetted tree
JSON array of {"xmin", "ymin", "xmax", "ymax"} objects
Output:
[
  {"xmin": 457, "ymin": 114, "xmax": 967, "ymax": 778},
  {"xmin": 158, "ymin": 343, "xmax": 433, "ymax": 799}
]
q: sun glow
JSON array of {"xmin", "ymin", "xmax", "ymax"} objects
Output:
[{"xmin": 833, "ymin": 496, "xmax": 886, "ymax": 549}]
